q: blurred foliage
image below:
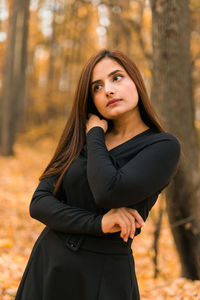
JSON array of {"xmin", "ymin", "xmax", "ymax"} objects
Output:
[
  {"xmin": 0, "ymin": 0, "xmax": 199, "ymax": 136},
  {"xmin": 0, "ymin": 1, "xmax": 200, "ymax": 296}
]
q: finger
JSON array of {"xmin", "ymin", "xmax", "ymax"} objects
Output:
[
  {"xmin": 121, "ymin": 209, "xmax": 136, "ymax": 239},
  {"xmin": 117, "ymin": 216, "xmax": 127, "ymax": 240},
  {"xmin": 118, "ymin": 209, "xmax": 134, "ymax": 241},
  {"xmin": 130, "ymin": 216, "xmax": 136, "ymax": 239},
  {"xmin": 123, "ymin": 208, "xmax": 144, "ymax": 229},
  {"xmin": 121, "ymin": 213, "xmax": 132, "ymax": 242},
  {"xmin": 128, "ymin": 209, "xmax": 145, "ymax": 226},
  {"xmin": 135, "ymin": 221, "xmax": 141, "ymax": 228},
  {"xmin": 120, "ymin": 223, "xmax": 128, "ymax": 241},
  {"xmin": 87, "ymin": 113, "xmax": 92, "ymax": 119},
  {"xmin": 117, "ymin": 214, "xmax": 130, "ymax": 242}
]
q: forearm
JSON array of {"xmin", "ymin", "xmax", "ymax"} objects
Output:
[
  {"xmin": 86, "ymin": 127, "xmax": 180, "ymax": 209},
  {"xmin": 30, "ymin": 176, "xmax": 104, "ymax": 236}
]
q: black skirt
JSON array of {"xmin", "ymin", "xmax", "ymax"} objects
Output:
[{"xmin": 15, "ymin": 227, "xmax": 140, "ymax": 300}]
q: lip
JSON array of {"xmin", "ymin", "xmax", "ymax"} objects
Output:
[{"xmin": 107, "ymin": 98, "xmax": 121, "ymax": 107}]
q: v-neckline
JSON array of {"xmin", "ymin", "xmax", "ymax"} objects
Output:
[{"xmin": 107, "ymin": 128, "xmax": 153, "ymax": 153}]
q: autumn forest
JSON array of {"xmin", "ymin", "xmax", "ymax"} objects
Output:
[{"xmin": 0, "ymin": 0, "xmax": 200, "ymax": 299}]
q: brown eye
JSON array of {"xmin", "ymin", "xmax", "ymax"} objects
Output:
[
  {"xmin": 113, "ymin": 74, "xmax": 123, "ymax": 81},
  {"xmin": 93, "ymin": 84, "xmax": 102, "ymax": 92}
]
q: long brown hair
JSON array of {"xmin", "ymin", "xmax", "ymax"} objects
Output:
[{"xmin": 40, "ymin": 49, "xmax": 166, "ymax": 195}]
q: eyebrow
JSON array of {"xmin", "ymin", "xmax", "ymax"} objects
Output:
[{"xmin": 90, "ymin": 69, "xmax": 124, "ymax": 87}]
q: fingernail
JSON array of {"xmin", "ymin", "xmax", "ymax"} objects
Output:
[{"xmin": 142, "ymin": 222, "xmax": 145, "ymax": 226}]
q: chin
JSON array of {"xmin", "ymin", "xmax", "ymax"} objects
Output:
[
  {"xmin": 107, "ymin": 110, "xmax": 128, "ymax": 119},
  {"xmin": 99, "ymin": 107, "xmax": 129, "ymax": 119}
]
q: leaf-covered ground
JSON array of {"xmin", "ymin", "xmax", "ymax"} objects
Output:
[{"xmin": 0, "ymin": 128, "xmax": 200, "ymax": 300}]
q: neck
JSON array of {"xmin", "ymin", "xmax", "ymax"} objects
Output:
[{"xmin": 109, "ymin": 107, "xmax": 148, "ymax": 138}]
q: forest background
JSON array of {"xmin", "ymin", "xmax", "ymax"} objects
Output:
[{"xmin": 0, "ymin": 0, "xmax": 200, "ymax": 299}]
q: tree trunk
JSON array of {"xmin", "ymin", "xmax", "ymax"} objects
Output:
[
  {"xmin": 151, "ymin": 0, "xmax": 200, "ymax": 279},
  {"xmin": 0, "ymin": 0, "xmax": 30, "ymax": 156}
]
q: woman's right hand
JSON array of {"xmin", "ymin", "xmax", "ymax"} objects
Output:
[{"xmin": 101, "ymin": 207, "xmax": 145, "ymax": 242}]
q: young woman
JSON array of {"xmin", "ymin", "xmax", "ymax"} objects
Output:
[{"xmin": 15, "ymin": 49, "xmax": 181, "ymax": 300}]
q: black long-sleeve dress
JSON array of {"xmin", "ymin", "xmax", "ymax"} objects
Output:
[{"xmin": 15, "ymin": 127, "xmax": 181, "ymax": 300}]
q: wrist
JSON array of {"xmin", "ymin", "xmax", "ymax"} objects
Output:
[
  {"xmin": 86, "ymin": 126, "xmax": 105, "ymax": 136},
  {"xmin": 101, "ymin": 215, "xmax": 107, "ymax": 233}
]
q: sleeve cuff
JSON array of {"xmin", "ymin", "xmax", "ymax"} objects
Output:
[
  {"xmin": 86, "ymin": 126, "xmax": 105, "ymax": 138},
  {"xmin": 86, "ymin": 126, "xmax": 106, "ymax": 154},
  {"xmin": 95, "ymin": 214, "xmax": 105, "ymax": 236}
]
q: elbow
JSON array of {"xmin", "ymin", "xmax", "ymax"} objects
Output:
[
  {"xmin": 29, "ymin": 203, "xmax": 36, "ymax": 219},
  {"xmin": 29, "ymin": 197, "xmax": 39, "ymax": 220},
  {"xmin": 94, "ymin": 193, "xmax": 120, "ymax": 209}
]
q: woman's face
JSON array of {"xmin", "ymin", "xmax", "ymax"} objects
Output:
[{"xmin": 90, "ymin": 58, "xmax": 139, "ymax": 119}]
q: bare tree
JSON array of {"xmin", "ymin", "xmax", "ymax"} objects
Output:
[
  {"xmin": 151, "ymin": 0, "xmax": 200, "ymax": 279},
  {"xmin": 0, "ymin": 0, "xmax": 30, "ymax": 156}
]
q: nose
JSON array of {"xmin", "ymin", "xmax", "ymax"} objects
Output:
[{"xmin": 105, "ymin": 81, "xmax": 115, "ymax": 96}]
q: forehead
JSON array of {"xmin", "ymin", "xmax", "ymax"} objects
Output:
[{"xmin": 91, "ymin": 58, "xmax": 125, "ymax": 81}]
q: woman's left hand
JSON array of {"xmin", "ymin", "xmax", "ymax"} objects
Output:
[{"xmin": 86, "ymin": 113, "xmax": 108, "ymax": 134}]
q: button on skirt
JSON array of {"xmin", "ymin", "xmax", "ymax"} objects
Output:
[{"xmin": 15, "ymin": 227, "xmax": 140, "ymax": 300}]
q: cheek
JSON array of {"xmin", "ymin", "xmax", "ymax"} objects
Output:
[
  {"xmin": 123, "ymin": 82, "xmax": 139, "ymax": 101},
  {"xmin": 93, "ymin": 96, "xmax": 104, "ymax": 111},
  {"xmin": 93, "ymin": 98, "xmax": 100, "ymax": 110},
  {"xmin": 123, "ymin": 80, "xmax": 137, "ymax": 93},
  {"xmin": 93, "ymin": 97, "xmax": 110, "ymax": 118}
]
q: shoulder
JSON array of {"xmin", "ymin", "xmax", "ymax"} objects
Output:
[
  {"xmin": 144, "ymin": 130, "xmax": 181, "ymax": 159},
  {"xmin": 113, "ymin": 129, "xmax": 181, "ymax": 165},
  {"xmin": 147, "ymin": 129, "xmax": 180, "ymax": 146},
  {"xmin": 154, "ymin": 131, "xmax": 180, "ymax": 146}
]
